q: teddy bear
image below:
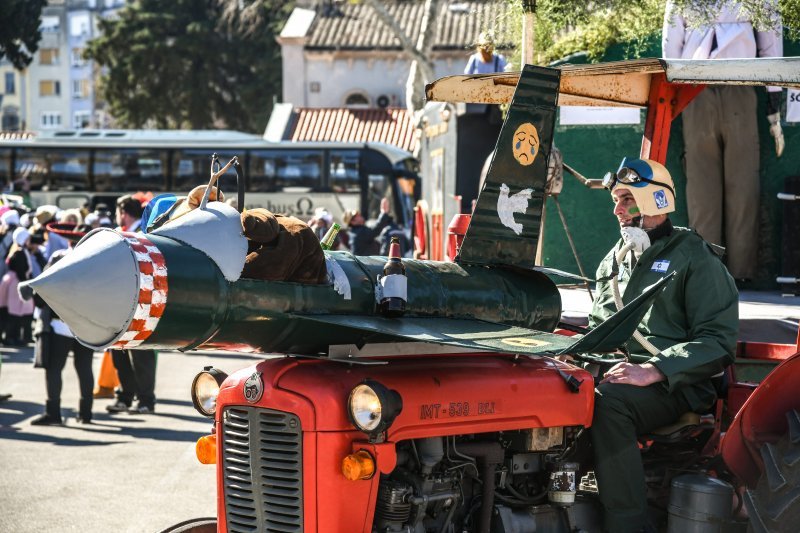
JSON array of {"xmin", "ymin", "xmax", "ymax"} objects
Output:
[{"xmin": 240, "ymin": 208, "xmax": 328, "ymax": 284}]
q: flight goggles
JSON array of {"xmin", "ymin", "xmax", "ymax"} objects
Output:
[{"xmin": 602, "ymin": 166, "xmax": 675, "ymax": 198}]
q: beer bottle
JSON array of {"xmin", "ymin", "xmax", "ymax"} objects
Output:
[
  {"xmin": 379, "ymin": 236, "xmax": 406, "ymax": 317},
  {"xmin": 320, "ymin": 222, "xmax": 341, "ymax": 250}
]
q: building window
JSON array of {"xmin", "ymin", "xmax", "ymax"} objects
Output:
[
  {"xmin": 40, "ymin": 16, "xmax": 60, "ymax": 33},
  {"xmin": 40, "ymin": 48, "xmax": 60, "ymax": 65},
  {"xmin": 41, "ymin": 112, "xmax": 63, "ymax": 129},
  {"xmin": 2, "ymin": 110, "xmax": 20, "ymax": 131},
  {"xmin": 71, "ymin": 48, "xmax": 86, "ymax": 67},
  {"xmin": 74, "ymin": 111, "xmax": 91, "ymax": 129},
  {"xmin": 4, "ymin": 72, "xmax": 14, "ymax": 94},
  {"xmin": 40, "ymin": 80, "xmax": 61, "ymax": 97},
  {"xmin": 69, "ymin": 13, "xmax": 91, "ymax": 37},
  {"xmin": 72, "ymin": 79, "xmax": 90, "ymax": 99},
  {"xmin": 344, "ymin": 92, "xmax": 370, "ymax": 107}
]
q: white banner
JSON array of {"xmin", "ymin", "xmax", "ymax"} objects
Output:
[
  {"xmin": 560, "ymin": 106, "xmax": 641, "ymax": 126},
  {"xmin": 786, "ymin": 89, "xmax": 800, "ymax": 123}
]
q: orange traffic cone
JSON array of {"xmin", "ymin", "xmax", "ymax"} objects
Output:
[{"xmin": 93, "ymin": 350, "xmax": 119, "ymax": 399}]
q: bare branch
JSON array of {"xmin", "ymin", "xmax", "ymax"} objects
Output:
[{"xmin": 364, "ymin": 0, "xmax": 434, "ymax": 69}]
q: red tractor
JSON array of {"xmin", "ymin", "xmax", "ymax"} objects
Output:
[
  {"xmin": 178, "ymin": 338, "xmax": 799, "ymax": 532},
  {"xmin": 150, "ymin": 58, "xmax": 800, "ymax": 532}
]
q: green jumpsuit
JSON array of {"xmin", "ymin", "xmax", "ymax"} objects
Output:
[{"xmin": 588, "ymin": 225, "xmax": 738, "ymax": 532}]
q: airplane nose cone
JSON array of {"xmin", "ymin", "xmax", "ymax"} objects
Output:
[{"xmin": 24, "ymin": 229, "xmax": 164, "ymax": 349}]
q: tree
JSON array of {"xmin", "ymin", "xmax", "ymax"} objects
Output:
[
  {"xmin": 0, "ymin": 0, "xmax": 46, "ymax": 70},
  {"xmin": 85, "ymin": 0, "xmax": 293, "ymax": 131},
  {"xmin": 364, "ymin": 0, "xmax": 441, "ymax": 114},
  {"xmin": 515, "ymin": 0, "xmax": 796, "ymax": 65}
]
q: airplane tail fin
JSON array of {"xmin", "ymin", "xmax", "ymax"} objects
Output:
[{"xmin": 459, "ymin": 65, "xmax": 560, "ymax": 269}]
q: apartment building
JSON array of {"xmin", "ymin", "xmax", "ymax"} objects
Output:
[
  {"xmin": 0, "ymin": 0, "xmax": 124, "ymax": 133},
  {"xmin": 0, "ymin": 61, "xmax": 25, "ymax": 131}
]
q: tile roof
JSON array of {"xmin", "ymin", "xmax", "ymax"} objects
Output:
[
  {"xmin": 0, "ymin": 131, "xmax": 36, "ymax": 141},
  {"xmin": 288, "ymin": 107, "xmax": 417, "ymax": 152},
  {"xmin": 306, "ymin": 0, "xmax": 514, "ymax": 51}
]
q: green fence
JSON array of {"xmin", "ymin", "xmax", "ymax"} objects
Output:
[{"xmin": 542, "ymin": 39, "xmax": 800, "ymax": 288}]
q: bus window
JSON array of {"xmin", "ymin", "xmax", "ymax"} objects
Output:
[
  {"xmin": 248, "ymin": 150, "xmax": 276, "ymax": 192},
  {"xmin": 16, "ymin": 148, "xmax": 90, "ymax": 191},
  {"xmin": 173, "ymin": 149, "xmax": 239, "ymax": 191},
  {"xmin": 250, "ymin": 150, "xmax": 322, "ymax": 193},
  {"xmin": 394, "ymin": 177, "xmax": 416, "ymax": 230},
  {"xmin": 366, "ymin": 173, "xmax": 390, "ymax": 221},
  {"xmin": 329, "ymin": 150, "xmax": 360, "ymax": 193},
  {"xmin": 94, "ymin": 149, "xmax": 168, "ymax": 193},
  {"xmin": 0, "ymin": 148, "xmax": 10, "ymax": 189}
]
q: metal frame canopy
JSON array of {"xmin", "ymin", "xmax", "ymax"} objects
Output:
[
  {"xmin": 426, "ymin": 57, "xmax": 800, "ymax": 164},
  {"xmin": 425, "ymin": 57, "xmax": 800, "ymax": 107}
]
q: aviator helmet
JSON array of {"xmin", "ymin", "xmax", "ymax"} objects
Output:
[{"xmin": 603, "ymin": 157, "xmax": 675, "ymax": 216}]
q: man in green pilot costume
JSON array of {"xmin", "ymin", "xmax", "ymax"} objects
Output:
[{"xmin": 588, "ymin": 157, "xmax": 738, "ymax": 532}]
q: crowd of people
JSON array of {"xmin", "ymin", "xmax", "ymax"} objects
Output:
[
  {"xmin": 309, "ymin": 198, "xmax": 410, "ymax": 257},
  {"xmin": 0, "ymin": 194, "xmax": 153, "ymax": 426},
  {"xmin": 0, "ymin": 202, "xmax": 113, "ymax": 350},
  {"xmin": 4, "ymin": 189, "xmax": 408, "ymax": 426}
]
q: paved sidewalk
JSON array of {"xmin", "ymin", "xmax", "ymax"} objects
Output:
[
  {"xmin": 560, "ymin": 287, "xmax": 800, "ymax": 344},
  {"xmin": 0, "ymin": 345, "xmax": 261, "ymax": 533}
]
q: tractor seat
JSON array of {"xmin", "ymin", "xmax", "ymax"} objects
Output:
[
  {"xmin": 639, "ymin": 372, "xmax": 727, "ymax": 447},
  {"xmin": 639, "ymin": 412, "xmax": 712, "ymax": 446}
]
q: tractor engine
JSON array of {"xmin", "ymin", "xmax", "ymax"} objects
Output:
[{"xmin": 372, "ymin": 429, "xmax": 599, "ymax": 533}]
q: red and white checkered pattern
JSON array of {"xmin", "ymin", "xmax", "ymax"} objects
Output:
[{"xmin": 111, "ymin": 233, "xmax": 168, "ymax": 349}]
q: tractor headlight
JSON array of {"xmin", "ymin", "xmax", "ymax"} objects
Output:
[
  {"xmin": 191, "ymin": 367, "xmax": 228, "ymax": 417},
  {"xmin": 348, "ymin": 380, "xmax": 402, "ymax": 436}
]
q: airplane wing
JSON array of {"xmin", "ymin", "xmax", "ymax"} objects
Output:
[
  {"xmin": 300, "ymin": 314, "xmax": 575, "ymax": 356},
  {"xmin": 301, "ymin": 273, "xmax": 674, "ymax": 357}
]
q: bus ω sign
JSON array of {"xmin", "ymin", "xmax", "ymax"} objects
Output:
[{"xmin": 247, "ymin": 193, "xmax": 352, "ymax": 221}]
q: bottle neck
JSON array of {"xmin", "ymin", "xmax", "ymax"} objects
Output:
[
  {"xmin": 321, "ymin": 224, "xmax": 340, "ymax": 248},
  {"xmin": 388, "ymin": 242, "xmax": 401, "ymax": 258}
]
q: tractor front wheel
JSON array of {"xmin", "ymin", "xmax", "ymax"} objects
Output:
[
  {"xmin": 744, "ymin": 409, "xmax": 800, "ymax": 532},
  {"xmin": 157, "ymin": 517, "xmax": 217, "ymax": 533}
]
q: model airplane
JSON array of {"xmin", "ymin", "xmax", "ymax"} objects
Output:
[{"xmin": 23, "ymin": 65, "xmax": 670, "ymax": 361}]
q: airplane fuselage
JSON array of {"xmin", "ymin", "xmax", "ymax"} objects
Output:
[{"xmin": 125, "ymin": 233, "xmax": 563, "ymax": 354}]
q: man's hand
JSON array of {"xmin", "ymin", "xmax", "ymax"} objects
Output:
[
  {"xmin": 380, "ymin": 197, "xmax": 390, "ymax": 215},
  {"xmin": 600, "ymin": 362, "xmax": 665, "ymax": 387},
  {"xmin": 767, "ymin": 112, "xmax": 785, "ymax": 158}
]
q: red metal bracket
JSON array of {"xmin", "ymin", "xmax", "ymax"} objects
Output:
[{"xmin": 640, "ymin": 73, "xmax": 705, "ymax": 164}]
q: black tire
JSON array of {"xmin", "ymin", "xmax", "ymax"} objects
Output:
[
  {"xmin": 157, "ymin": 517, "xmax": 217, "ymax": 533},
  {"xmin": 744, "ymin": 409, "xmax": 800, "ymax": 532}
]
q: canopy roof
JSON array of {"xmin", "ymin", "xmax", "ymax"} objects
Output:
[{"xmin": 426, "ymin": 57, "xmax": 800, "ymax": 107}]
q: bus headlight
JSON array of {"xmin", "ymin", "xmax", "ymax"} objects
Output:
[
  {"xmin": 348, "ymin": 380, "xmax": 402, "ymax": 436},
  {"xmin": 191, "ymin": 367, "xmax": 228, "ymax": 417}
]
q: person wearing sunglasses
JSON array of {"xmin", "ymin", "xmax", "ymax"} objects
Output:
[
  {"xmin": 464, "ymin": 32, "xmax": 507, "ymax": 75},
  {"xmin": 588, "ymin": 157, "xmax": 738, "ymax": 533}
]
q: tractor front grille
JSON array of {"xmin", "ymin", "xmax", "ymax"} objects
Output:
[{"xmin": 221, "ymin": 406, "xmax": 303, "ymax": 532}]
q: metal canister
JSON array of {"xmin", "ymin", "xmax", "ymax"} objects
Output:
[
  {"xmin": 547, "ymin": 462, "xmax": 579, "ymax": 506},
  {"xmin": 667, "ymin": 474, "xmax": 733, "ymax": 532}
]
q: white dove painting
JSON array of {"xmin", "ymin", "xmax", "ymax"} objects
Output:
[{"xmin": 497, "ymin": 183, "xmax": 533, "ymax": 235}]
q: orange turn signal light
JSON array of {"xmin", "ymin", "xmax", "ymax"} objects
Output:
[
  {"xmin": 196, "ymin": 434, "xmax": 217, "ymax": 464},
  {"xmin": 341, "ymin": 450, "xmax": 375, "ymax": 481}
]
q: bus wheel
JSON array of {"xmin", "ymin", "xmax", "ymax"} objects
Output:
[
  {"xmin": 744, "ymin": 409, "xmax": 800, "ymax": 532},
  {"xmin": 157, "ymin": 517, "xmax": 217, "ymax": 533}
]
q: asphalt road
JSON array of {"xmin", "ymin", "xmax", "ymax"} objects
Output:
[{"xmin": 0, "ymin": 344, "xmax": 262, "ymax": 533}]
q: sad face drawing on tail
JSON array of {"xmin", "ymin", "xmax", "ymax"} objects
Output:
[{"xmin": 512, "ymin": 122, "xmax": 540, "ymax": 166}]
